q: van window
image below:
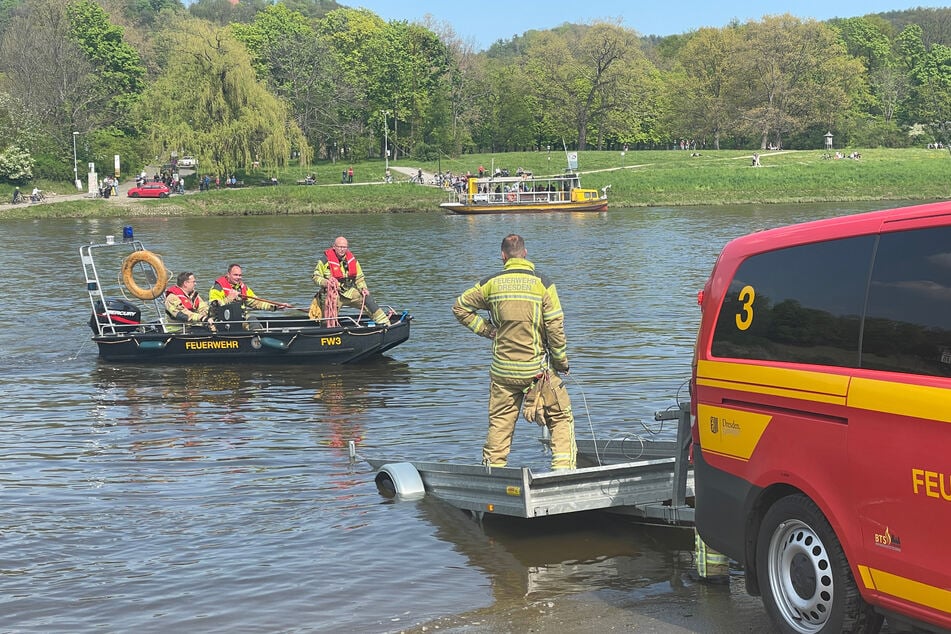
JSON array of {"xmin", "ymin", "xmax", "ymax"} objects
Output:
[
  {"xmin": 711, "ymin": 236, "xmax": 875, "ymax": 366},
  {"xmin": 862, "ymin": 225, "xmax": 951, "ymax": 377}
]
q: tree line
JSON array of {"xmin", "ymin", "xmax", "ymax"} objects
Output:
[{"xmin": 1, "ymin": 0, "xmax": 950, "ymax": 184}]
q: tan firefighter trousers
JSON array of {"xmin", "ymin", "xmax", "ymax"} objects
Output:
[{"xmin": 485, "ymin": 372, "xmax": 576, "ymax": 470}]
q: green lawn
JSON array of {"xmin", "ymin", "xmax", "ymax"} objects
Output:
[{"xmin": 3, "ymin": 148, "xmax": 950, "ymax": 219}]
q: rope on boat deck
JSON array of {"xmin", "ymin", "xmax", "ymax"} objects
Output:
[{"xmin": 323, "ymin": 277, "xmax": 368, "ymax": 329}]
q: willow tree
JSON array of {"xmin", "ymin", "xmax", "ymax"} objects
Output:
[{"xmin": 138, "ymin": 17, "xmax": 310, "ymax": 176}]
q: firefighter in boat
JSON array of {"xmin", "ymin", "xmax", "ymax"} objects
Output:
[
  {"xmin": 209, "ymin": 263, "xmax": 290, "ymax": 329},
  {"xmin": 165, "ymin": 271, "xmax": 212, "ymax": 331},
  {"xmin": 311, "ymin": 236, "xmax": 390, "ymax": 325}
]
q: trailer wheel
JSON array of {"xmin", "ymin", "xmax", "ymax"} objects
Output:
[
  {"xmin": 374, "ymin": 463, "xmax": 424, "ymax": 500},
  {"xmin": 757, "ymin": 494, "xmax": 882, "ymax": 634}
]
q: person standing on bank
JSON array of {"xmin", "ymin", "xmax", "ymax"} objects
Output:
[
  {"xmin": 452, "ymin": 234, "xmax": 576, "ymax": 470},
  {"xmin": 164, "ymin": 271, "xmax": 212, "ymax": 332},
  {"xmin": 209, "ymin": 263, "xmax": 290, "ymax": 326},
  {"xmin": 312, "ymin": 237, "xmax": 390, "ymax": 325}
]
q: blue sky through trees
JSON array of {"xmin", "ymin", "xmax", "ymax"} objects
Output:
[{"xmin": 352, "ymin": 1, "xmax": 951, "ymax": 50}]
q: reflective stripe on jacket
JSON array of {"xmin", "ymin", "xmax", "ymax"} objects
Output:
[
  {"xmin": 165, "ymin": 285, "xmax": 207, "ymax": 322},
  {"xmin": 453, "ymin": 257, "xmax": 568, "ymax": 381},
  {"xmin": 312, "ymin": 254, "xmax": 367, "ymax": 300},
  {"xmin": 209, "ymin": 276, "xmax": 271, "ymax": 311},
  {"xmin": 166, "ymin": 285, "xmax": 199, "ymax": 311}
]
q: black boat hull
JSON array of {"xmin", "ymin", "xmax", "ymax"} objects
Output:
[{"xmin": 93, "ymin": 317, "xmax": 411, "ymax": 364}]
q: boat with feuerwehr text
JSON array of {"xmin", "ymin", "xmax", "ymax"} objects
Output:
[
  {"xmin": 81, "ymin": 231, "xmax": 411, "ymax": 363},
  {"xmin": 440, "ymin": 168, "xmax": 608, "ymax": 215}
]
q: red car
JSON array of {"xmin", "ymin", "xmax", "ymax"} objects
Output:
[{"xmin": 127, "ymin": 183, "xmax": 171, "ymax": 198}]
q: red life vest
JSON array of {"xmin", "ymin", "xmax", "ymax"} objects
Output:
[
  {"xmin": 166, "ymin": 285, "xmax": 202, "ymax": 311},
  {"xmin": 214, "ymin": 275, "xmax": 248, "ymax": 297},
  {"xmin": 324, "ymin": 248, "xmax": 358, "ymax": 280}
]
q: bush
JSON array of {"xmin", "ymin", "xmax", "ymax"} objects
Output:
[
  {"xmin": 31, "ymin": 152, "xmax": 70, "ymax": 180},
  {"xmin": 848, "ymin": 120, "xmax": 908, "ymax": 148},
  {"xmin": 0, "ymin": 145, "xmax": 35, "ymax": 182}
]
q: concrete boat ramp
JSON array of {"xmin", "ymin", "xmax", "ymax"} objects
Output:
[{"xmin": 360, "ymin": 403, "xmax": 694, "ymax": 526}]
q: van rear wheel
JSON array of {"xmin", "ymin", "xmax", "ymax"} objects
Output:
[{"xmin": 757, "ymin": 494, "xmax": 882, "ymax": 634}]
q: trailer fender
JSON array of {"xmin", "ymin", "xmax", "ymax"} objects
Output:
[{"xmin": 374, "ymin": 462, "xmax": 425, "ymax": 500}]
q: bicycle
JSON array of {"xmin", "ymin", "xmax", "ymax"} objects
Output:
[{"xmin": 11, "ymin": 190, "xmax": 25, "ymax": 204}]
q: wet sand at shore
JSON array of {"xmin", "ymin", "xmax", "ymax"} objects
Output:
[
  {"xmin": 396, "ymin": 582, "xmax": 910, "ymax": 633},
  {"xmin": 396, "ymin": 578, "xmax": 778, "ymax": 633}
]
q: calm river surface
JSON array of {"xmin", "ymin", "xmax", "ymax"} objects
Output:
[{"xmin": 0, "ymin": 202, "xmax": 912, "ymax": 632}]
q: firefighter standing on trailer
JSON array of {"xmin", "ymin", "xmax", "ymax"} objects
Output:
[{"xmin": 452, "ymin": 234, "xmax": 576, "ymax": 470}]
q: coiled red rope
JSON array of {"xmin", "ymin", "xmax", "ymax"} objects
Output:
[
  {"xmin": 324, "ymin": 278, "xmax": 340, "ymax": 327},
  {"xmin": 323, "ymin": 278, "xmax": 367, "ymax": 327}
]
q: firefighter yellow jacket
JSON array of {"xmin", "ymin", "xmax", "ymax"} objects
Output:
[
  {"xmin": 453, "ymin": 257, "xmax": 569, "ymax": 381},
  {"xmin": 312, "ymin": 254, "xmax": 368, "ymax": 302},
  {"xmin": 208, "ymin": 276, "xmax": 274, "ymax": 315}
]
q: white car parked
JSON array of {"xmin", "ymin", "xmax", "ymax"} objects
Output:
[{"xmin": 178, "ymin": 156, "xmax": 196, "ymax": 168}]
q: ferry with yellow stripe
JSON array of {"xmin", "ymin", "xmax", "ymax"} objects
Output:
[{"xmin": 440, "ymin": 170, "xmax": 608, "ymax": 214}]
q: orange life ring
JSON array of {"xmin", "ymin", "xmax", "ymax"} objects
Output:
[
  {"xmin": 507, "ymin": 192, "xmax": 516, "ymax": 202},
  {"xmin": 121, "ymin": 250, "xmax": 169, "ymax": 300}
]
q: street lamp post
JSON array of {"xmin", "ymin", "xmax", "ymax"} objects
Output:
[
  {"xmin": 72, "ymin": 131, "xmax": 80, "ymax": 190},
  {"xmin": 381, "ymin": 110, "xmax": 391, "ymax": 172}
]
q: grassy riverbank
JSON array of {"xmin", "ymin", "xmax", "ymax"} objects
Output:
[{"xmin": 2, "ymin": 148, "xmax": 949, "ymax": 219}]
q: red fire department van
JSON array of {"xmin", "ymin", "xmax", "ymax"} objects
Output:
[{"xmin": 692, "ymin": 201, "xmax": 951, "ymax": 634}]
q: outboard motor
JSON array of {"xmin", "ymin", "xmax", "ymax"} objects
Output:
[{"xmin": 89, "ymin": 298, "xmax": 142, "ymax": 334}]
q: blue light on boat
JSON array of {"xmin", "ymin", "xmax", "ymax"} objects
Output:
[{"xmin": 123, "ymin": 226, "xmax": 134, "ymax": 241}]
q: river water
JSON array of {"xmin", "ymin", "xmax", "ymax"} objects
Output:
[{"xmin": 0, "ymin": 202, "xmax": 909, "ymax": 632}]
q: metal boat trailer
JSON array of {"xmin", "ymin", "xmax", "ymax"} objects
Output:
[{"xmin": 362, "ymin": 402, "xmax": 694, "ymax": 526}]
